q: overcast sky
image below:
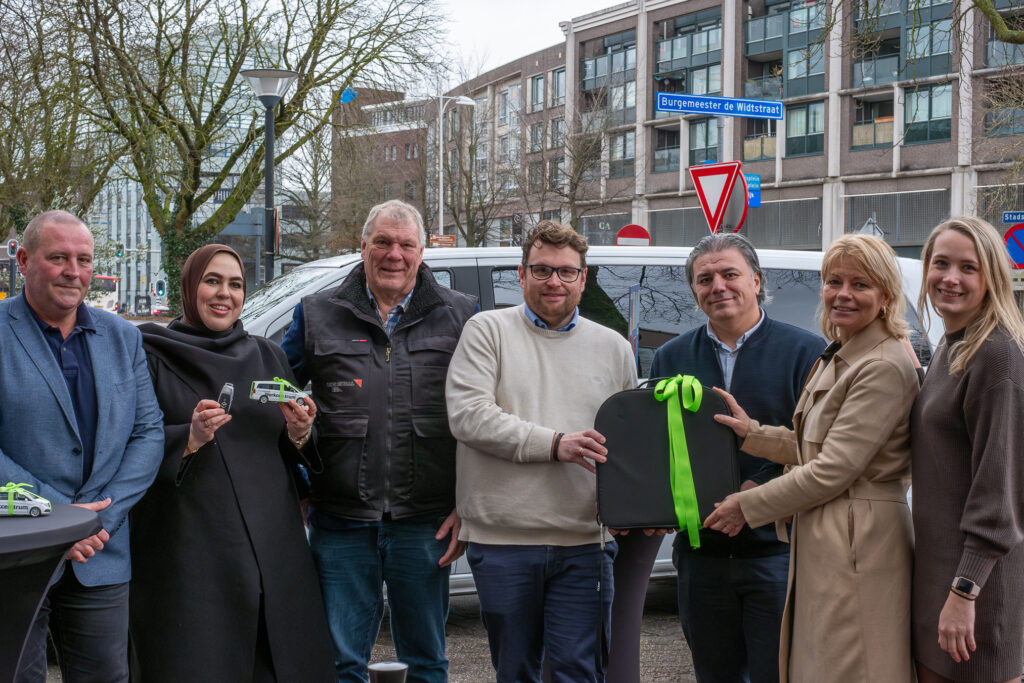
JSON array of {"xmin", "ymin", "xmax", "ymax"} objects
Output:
[{"xmin": 439, "ymin": 0, "xmax": 615, "ymax": 73}]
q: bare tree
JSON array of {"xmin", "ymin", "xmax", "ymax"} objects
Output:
[
  {"xmin": 57, "ymin": 0, "xmax": 443, "ymax": 307},
  {"xmin": 278, "ymin": 121, "xmax": 341, "ymax": 263},
  {"xmin": 0, "ymin": 1, "xmax": 121, "ymax": 236}
]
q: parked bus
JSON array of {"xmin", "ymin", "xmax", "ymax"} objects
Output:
[{"xmin": 91, "ymin": 274, "xmax": 119, "ymax": 312}]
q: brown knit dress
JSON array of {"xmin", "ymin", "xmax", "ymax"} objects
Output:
[{"xmin": 911, "ymin": 327, "xmax": 1024, "ymax": 682}]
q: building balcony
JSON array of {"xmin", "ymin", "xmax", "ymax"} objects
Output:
[
  {"xmin": 852, "ymin": 119, "xmax": 894, "ymax": 148},
  {"xmin": 853, "ymin": 54, "xmax": 900, "ymax": 87},
  {"xmin": 745, "ymin": 14, "xmax": 785, "ymax": 56},
  {"xmin": 581, "ymin": 48, "xmax": 636, "ymax": 91},
  {"xmin": 743, "ymin": 134, "xmax": 776, "ymax": 161},
  {"xmin": 653, "ymin": 147, "xmax": 680, "ymax": 173},
  {"xmin": 744, "ymin": 76, "xmax": 783, "ymax": 100},
  {"xmin": 655, "ymin": 27, "xmax": 721, "ymax": 75}
]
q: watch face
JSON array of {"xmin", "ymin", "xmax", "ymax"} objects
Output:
[{"xmin": 954, "ymin": 577, "xmax": 979, "ymax": 595}]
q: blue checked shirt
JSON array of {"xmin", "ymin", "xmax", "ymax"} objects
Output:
[{"xmin": 367, "ymin": 286, "xmax": 415, "ymax": 337}]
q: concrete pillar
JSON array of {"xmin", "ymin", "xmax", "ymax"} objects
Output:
[
  {"xmin": 827, "ymin": 2, "xmax": 843, "ymax": 178},
  {"xmin": 951, "ymin": 167, "xmax": 979, "ymax": 217},
  {"xmin": 957, "ymin": 0, "xmax": 975, "ymax": 168},
  {"xmin": 721, "ymin": 3, "xmax": 736, "ymax": 161},
  {"xmin": 680, "ymin": 118, "xmax": 690, "ymax": 191},
  {"xmin": 776, "ymin": 109, "xmax": 784, "ymax": 183},
  {"xmin": 822, "ymin": 179, "xmax": 846, "ymax": 248},
  {"xmin": 635, "ymin": 0, "xmax": 648, "ymax": 196},
  {"xmin": 893, "ymin": 83, "xmax": 903, "ymax": 175}
]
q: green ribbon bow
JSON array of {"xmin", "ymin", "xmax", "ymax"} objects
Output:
[
  {"xmin": 653, "ymin": 375, "xmax": 703, "ymax": 549},
  {"xmin": 1, "ymin": 482, "xmax": 33, "ymax": 515}
]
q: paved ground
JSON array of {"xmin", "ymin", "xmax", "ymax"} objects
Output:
[
  {"xmin": 372, "ymin": 578, "xmax": 696, "ymax": 682},
  {"xmin": 48, "ymin": 579, "xmax": 695, "ymax": 682}
]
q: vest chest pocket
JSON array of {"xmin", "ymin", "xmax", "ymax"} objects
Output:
[
  {"xmin": 408, "ymin": 336, "xmax": 458, "ymax": 409},
  {"xmin": 313, "ymin": 339, "xmax": 372, "ymax": 408}
]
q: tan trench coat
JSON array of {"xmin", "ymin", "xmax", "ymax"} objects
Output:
[{"xmin": 737, "ymin": 320, "xmax": 918, "ymax": 683}]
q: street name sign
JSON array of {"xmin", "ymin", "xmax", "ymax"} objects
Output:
[
  {"xmin": 655, "ymin": 92, "xmax": 783, "ymax": 120},
  {"xmin": 744, "ymin": 173, "xmax": 761, "ymax": 208},
  {"xmin": 1003, "ymin": 211, "xmax": 1024, "ymax": 224}
]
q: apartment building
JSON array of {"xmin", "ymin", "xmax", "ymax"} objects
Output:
[{"xmin": 333, "ymin": 0, "xmax": 1024, "ymax": 254}]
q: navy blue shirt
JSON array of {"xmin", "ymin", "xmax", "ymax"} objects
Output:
[{"xmin": 26, "ymin": 301, "xmax": 98, "ymax": 485}]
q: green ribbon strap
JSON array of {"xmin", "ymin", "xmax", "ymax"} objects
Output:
[
  {"xmin": 653, "ymin": 375, "xmax": 703, "ymax": 549},
  {"xmin": 1, "ymin": 482, "xmax": 34, "ymax": 515}
]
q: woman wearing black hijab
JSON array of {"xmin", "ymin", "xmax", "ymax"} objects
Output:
[{"xmin": 130, "ymin": 245, "xmax": 334, "ymax": 682}]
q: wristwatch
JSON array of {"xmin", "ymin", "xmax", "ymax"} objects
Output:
[{"xmin": 951, "ymin": 576, "xmax": 981, "ymax": 601}]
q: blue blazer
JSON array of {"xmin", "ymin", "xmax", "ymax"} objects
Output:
[{"xmin": 0, "ymin": 294, "xmax": 164, "ymax": 585}]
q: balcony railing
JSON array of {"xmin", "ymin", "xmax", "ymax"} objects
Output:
[
  {"xmin": 853, "ymin": 54, "xmax": 900, "ymax": 87},
  {"xmin": 655, "ymin": 27, "xmax": 721, "ymax": 74},
  {"xmin": 988, "ymin": 39, "xmax": 1024, "ymax": 67},
  {"xmin": 653, "ymin": 147, "xmax": 680, "ymax": 173},
  {"xmin": 852, "ymin": 119, "xmax": 894, "ymax": 148},
  {"xmin": 581, "ymin": 48, "xmax": 636, "ymax": 91},
  {"xmin": 743, "ymin": 134, "xmax": 776, "ymax": 161},
  {"xmin": 744, "ymin": 76, "xmax": 783, "ymax": 100},
  {"xmin": 788, "ymin": 4, "xmax": 825, "ymax": 34},
  {"xmin": 746, "ymin": 14, "xmax": 785, "ymax": 44}
]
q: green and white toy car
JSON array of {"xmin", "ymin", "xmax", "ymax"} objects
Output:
[
  {"xmin": 249, "ymin": 377, "xmax": 309, "ymax": 406},
  {"xmin": 1, "ymin": 482, "xmax": 52, "ymax": 517}
]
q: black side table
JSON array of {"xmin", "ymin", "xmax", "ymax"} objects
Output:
[{"xmin": 0, "ymin": 504, "xmax": 102, "ymax": 680}]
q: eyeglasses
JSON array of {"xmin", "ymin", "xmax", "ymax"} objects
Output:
[{"xmin": 523, "ymin": 263, "xmax": 584, "ymax": 283}]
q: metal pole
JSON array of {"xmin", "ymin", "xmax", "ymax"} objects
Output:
[
  {"xmin": 263, "ymin": 100, "xmax": 277, "ymax": 284},
  {"xmin": 8, "ymin": 258, "xmax": 14, "ymax": 297},
  {"xmin": 717, "ymin": 116, "xmax": 724, "ymax": 162},
  {"xmin": 438, "ymin": 94, "xmax": 445, "ymax": 237}
]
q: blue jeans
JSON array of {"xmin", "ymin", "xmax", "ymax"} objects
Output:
[
  {"xmin": 674, "ymin": 549, "xmax": 789, "ymax": 683},
  {"xmin": 467, "ymin": 542, "xmax": 617, "ymax": 683},
  {"xmin": 16, "ymin": 566, "xmax": 129, "ymax": 683},
  {"xmin": 309, "ymin": 517, "xmax": 451, "ymax": 683}
]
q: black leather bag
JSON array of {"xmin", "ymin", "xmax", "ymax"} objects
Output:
[{"xmin": 594, "ymin": 378, "xmax": 740, "ymax": 529}]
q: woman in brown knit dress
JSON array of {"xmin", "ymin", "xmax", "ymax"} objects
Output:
[{"xmin": 912, "ymin": 217, "xmax": 1024, "ymax": 683}]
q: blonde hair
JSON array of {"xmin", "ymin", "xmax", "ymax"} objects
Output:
[
  {"xmin": 819, "ymin": 234, "xmax": 909, "ymax": 342},
  {"xmin": 918, "ymin": 216, "xmax": 1024, "ymax": 373}
]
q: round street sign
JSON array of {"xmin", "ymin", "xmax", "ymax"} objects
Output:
[
  {"xmin": 1004, "ymin": 224, "xmax": 1024, "ymax": 270},
  {"xmin": 616, "ymin": 224, "xmax": 651, "ymax": 246}
]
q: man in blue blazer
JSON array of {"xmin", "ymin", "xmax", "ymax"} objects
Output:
[{"xmin": 1, "ymin": 210, "xmax": 163, "ymax": 682}]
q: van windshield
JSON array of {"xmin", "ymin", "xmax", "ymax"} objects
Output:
[
  {"xmin": 493, "ymin": 265, "xmax": 931, "ymax": 376},
  {"xmin": 242, "ymin": 267, "xmax": 349, "ymax": 323}
]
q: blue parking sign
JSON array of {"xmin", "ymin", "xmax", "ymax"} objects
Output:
[{"xmin": 744, "ymin": 174, "xmax": 761, "ymax": 208}]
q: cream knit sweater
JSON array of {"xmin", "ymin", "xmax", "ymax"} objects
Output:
[{"xmin": 446, "ymin": 305, "xmax": 637, "ymax": 546}]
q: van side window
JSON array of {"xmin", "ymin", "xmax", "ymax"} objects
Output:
[{"xmin": 432, "ymin": 269, "xmax": 452, "ymax": 289}]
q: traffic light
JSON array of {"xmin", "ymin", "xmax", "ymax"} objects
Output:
[
  {"xmin": 155, "ymin": 279, "xmax": 166, "ymax": 297},
  {"xmin": 6, "ymin": 240, "xmax": 16, "ymax": 258},
  {"xmin": 116, "ymin": 243, "xmax": 124, "ymax": 258}
]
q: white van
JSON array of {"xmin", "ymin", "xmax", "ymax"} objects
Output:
[
  {"xmin": 241, "ymin": 246, "xmax": 941, "ymax": 593},
  {"xmin": 1, "ymin": 486, "xmax": 52, "ymax": 517}
]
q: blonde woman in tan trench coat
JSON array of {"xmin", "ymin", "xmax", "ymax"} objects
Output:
[{"xmin": 706, "ymin": 234, "xmax": 920, "ymax": 683}]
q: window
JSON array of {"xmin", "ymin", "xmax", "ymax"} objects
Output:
[
  {"xmin": 498, "ymin": 90, "xmax": 509, "ymax": 125},
  {"xmin": 531, "ymin": 75, "xmax": 544, "ymax": 112},
  {"xmin": 789, "ymin": 1, "xmax": 825, "ymax": 34},
  {"xmin": 498, "ymin": 135, "xmax": 510, "ymax": 162},
  {"xmin": 530, "ymin": 122, "xmax": 544, "ymax": 152},
  {"xmin": 743, "ymin": 119, "xmax": 777, "ymax": 161},
  {"xmin": 550, "ymin": 117, "xmax": 565, "ymax": 148},
  {"xmin": 548, "ymin": 156, "xmax": 565, "ymax": 189},
  {"xmin": 787, "ymin": 44, "xmax": 825, "ymax": 80},
  {"xmin": 405, "ymin": 143, "xmax": 411, "ymax": 160},
  {"xmin": 508, "ymin": 84, "xmax": 521, "ymax": 128},
  {"xmin": 691, "ymin": 26, "xmax": 722, "ymax": 55},
  {"xmin": 689, "ymin": 119, "xmax": 719, "ymax": 165},
  {"xmin": 905, "ymin": 83, "xmax": 952, "ymax": 143},
  {"xmin": 786, "ymin": 101, "xmax": 825, "ymax": 156},
  {"xmin": 529, "ymin": 162, "xmax": 544, "ymax": 191},
  {"xmin": 382, "ymin": 183, "xmax": 394, "ymax": 200},
  {"xmin": 908, "ymin": 19, "xmax": 952, "ymax": 60},
  {"xmin": 653, "ymin": 128, "xmax": 680, "ymax": 173},
  {"xmin": 404, "ymin": 180, "xmax": 416, "ymax": 201},
  {"xmin": 553, "ymin": 68, "xmax": 566, "ymax": 106},
  {"xmin": 473, "ymin": 97, "xmax": 488, "ymax": 134},
  {"xmin": 413, "ymin": 143, "xmax": 419, "ymax": 159},
  {"xmin": 852, "ymin": 99, "xmax": 894, "ymax": 148},
  {"xmin": 609, "ymin": 131, "xmax": 635, "ymax": 178},
  {"xmin": 690, "ymin": 63, "xmax": 721, "ymax": 96}
]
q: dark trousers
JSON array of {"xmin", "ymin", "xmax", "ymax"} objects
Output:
[
  {"xmin": 606, "ymin": 532, "xmax": 663, "ymax": 683},
  {"xmin": 674, "ymin": 549, "xmax": 789, "ymax": 683},
  {"xmin": 467, "ymin": 541, "xmax": 617, "ymax": 683},
  {"xmin": 16, "ymin": 565, "xmax": 129, "ymax": 683}
]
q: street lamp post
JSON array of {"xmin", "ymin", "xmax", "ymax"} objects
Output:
[
  {"xmin": 437, "ymin": 94, "xmax": 476, "ymax": 238},
  {"xmin": 241, "ymin": 68, "xmax": 299, "ymax": 284}
]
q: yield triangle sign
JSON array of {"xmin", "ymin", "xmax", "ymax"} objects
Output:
[{"xmin": 689, "ymin": 161, "xmax": 744, "ymax": 234}]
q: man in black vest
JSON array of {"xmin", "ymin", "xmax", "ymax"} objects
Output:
[
  {"xmin": 650, "ymin": 233, "xmax": 824, "ymax": 683},
  {"xmin": 282, "ymin": 199, "xmax": 477, "ymax": 683}
]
